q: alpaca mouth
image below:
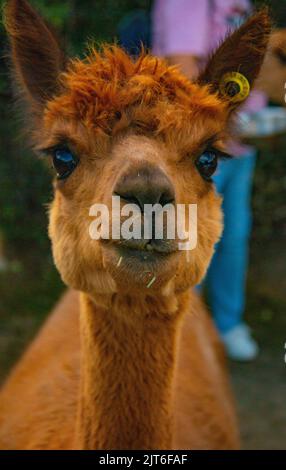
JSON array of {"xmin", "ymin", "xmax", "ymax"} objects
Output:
[
  {"xmin": 116, "ymin": 244, "xmax": 178, "ymax": 264},
  {"xmin": 102, "ymin": 238, "xmax": 180, "ymax": 289},
  {"xmin": 102, "ymin": 237, "xmax": 179, "ymax": 258},
  {"xmin": 115, "ymin": 237, "xmax": 178, "ymax": 254}
]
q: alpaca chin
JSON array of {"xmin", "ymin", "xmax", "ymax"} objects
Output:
[{"xmin": 101, "ymin": 241, "xmax": 181, "ymax": 294}]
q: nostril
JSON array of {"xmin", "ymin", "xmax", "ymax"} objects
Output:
[
  {"xmin": 114, "ymin": 191, "xmax": 147, "ymax": 212},
  {"xmin": 114, "ymin": 192, "xmax": 140, "ymax": 206},
  {"xmin": 114, "ymin": 189, "xmax": 175, "ymax": 213},
  {"xmin": 159, "ymin": 191, "xmax": 175, "ymax": 207},
  {"xmin": 113, "ymin": 190, "xmax": 147, "ymax": 212}
]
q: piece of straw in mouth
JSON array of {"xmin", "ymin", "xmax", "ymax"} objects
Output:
[
  {"xmin": 146, "ymin": 276, "xmax": 156, "ymax": 288},
  {"xmin": 117, "ymin": 256, "xmax": 123, "ymax": 267}
]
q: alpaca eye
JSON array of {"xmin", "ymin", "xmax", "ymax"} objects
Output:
[
  {"xmin": 195, "ymin": 151, "xmax": 218, "ymax": 181},
  {"xmin": 52, "ymin": 147, "xmax": 79, "ymax": 180}
]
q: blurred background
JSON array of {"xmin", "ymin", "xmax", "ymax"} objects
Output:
[{"xmin": 0, "ymin": 0, "xmax": 286, "ymax": 449}]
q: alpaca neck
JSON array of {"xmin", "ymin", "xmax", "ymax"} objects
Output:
[{"xmin": 75, "ymin": 291, "xmax": 186, "ymax": 450}]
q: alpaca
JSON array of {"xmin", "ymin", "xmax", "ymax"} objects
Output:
[{"xmin": 0, "ymin": 0, "xmax": 270, "ymax": 450}]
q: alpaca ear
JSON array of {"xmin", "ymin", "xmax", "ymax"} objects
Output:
[
  {"xmin": 199, "ymin": 9, "xmax": 271, "ymax": 109},
  {"xmin": 4, "ymin": 0, "xmax": 65, "ymax": 108}
]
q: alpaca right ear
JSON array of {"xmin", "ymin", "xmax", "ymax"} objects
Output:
[
  {"xmin": 4, "ymin": 0, "xmax": 65, "ymax": 109},
  {"xmin": 199, "ymin": 9, "xmax": 271, "ymax": 110}
]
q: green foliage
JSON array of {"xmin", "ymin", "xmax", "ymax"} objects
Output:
[{"xmin": 31, "ymin": 0, "xmax": 70, "ymax": 26}]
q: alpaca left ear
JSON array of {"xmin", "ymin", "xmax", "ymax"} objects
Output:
[
  {"xmin": 4, "ymin": 0, "xmax": 65, "ymax": 110},
  {"xmin": 199, "ymin": 9, "xmax": 271, "ymax": 110}
]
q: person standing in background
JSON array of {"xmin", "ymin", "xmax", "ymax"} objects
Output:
[{"xmin": 152, "ymin": 0, "xmax": 267, "ymax": 361}]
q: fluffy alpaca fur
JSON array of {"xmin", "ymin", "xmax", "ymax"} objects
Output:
[{"xmin": 0, "ymin": 1, "xmax": 271, "ymax": 450}]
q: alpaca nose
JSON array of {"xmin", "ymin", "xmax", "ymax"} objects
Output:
[{"xmin": 114, "ymin": 164, "xmax": 175, "ymax": 211}]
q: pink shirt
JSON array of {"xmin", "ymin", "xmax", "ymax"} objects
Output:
[{"xmin": 152, "ymin": 0, "xmax": 267, "ymax": 155}]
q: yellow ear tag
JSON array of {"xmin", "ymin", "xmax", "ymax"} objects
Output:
[{"xmin": 219, "ymin": 72, "xmax": 250, "ymax": 103}]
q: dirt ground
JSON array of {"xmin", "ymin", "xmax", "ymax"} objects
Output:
[
  {"xmin": 0, "ymin": 237, "xmax": 285, "ymax": 449},
  {"xmin": 230, "ymin": 238, "xmax": 286, "ymax": 449}
]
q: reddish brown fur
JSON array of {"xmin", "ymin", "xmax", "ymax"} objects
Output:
[
  {"xmin": 0, "ymin": 1, "xmax": 271, "ymax": 450},
  {"xmin": 199, "ymin": 8, "xmax": 271, "ymax": 94},
  {"xmin": 46, "ymin": 46, "xmax": 227, "ymax": 132}
]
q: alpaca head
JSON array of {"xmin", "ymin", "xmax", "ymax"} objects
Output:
[{"xmin": 5, "ymin": 0, "xmax": 271, "ymax": 299}]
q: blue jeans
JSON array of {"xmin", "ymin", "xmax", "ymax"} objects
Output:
[{"xmin": 205, "ymin": 152, "xmax": 256, "ymax": 334}]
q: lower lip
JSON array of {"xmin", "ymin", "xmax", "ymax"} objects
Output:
[
  {"xmin": 102, "ymin": 242, "xmax": 179, "ymax": 272},
  {"xmin": 102, "ymin": 243, "xmax": 180, "ymax": 290},
  {"xmin": 116, "ymin": 244, "xmax": 177, "ymax": 262}
]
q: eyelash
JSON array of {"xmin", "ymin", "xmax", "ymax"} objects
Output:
[{"xmin": 207, "ymin": 147, "xmax": 232, "ymax": 160}]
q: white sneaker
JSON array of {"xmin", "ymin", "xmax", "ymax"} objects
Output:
[{"xmin": 221, "ymin": 324, "xmax": 259, "ymax": 362}]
